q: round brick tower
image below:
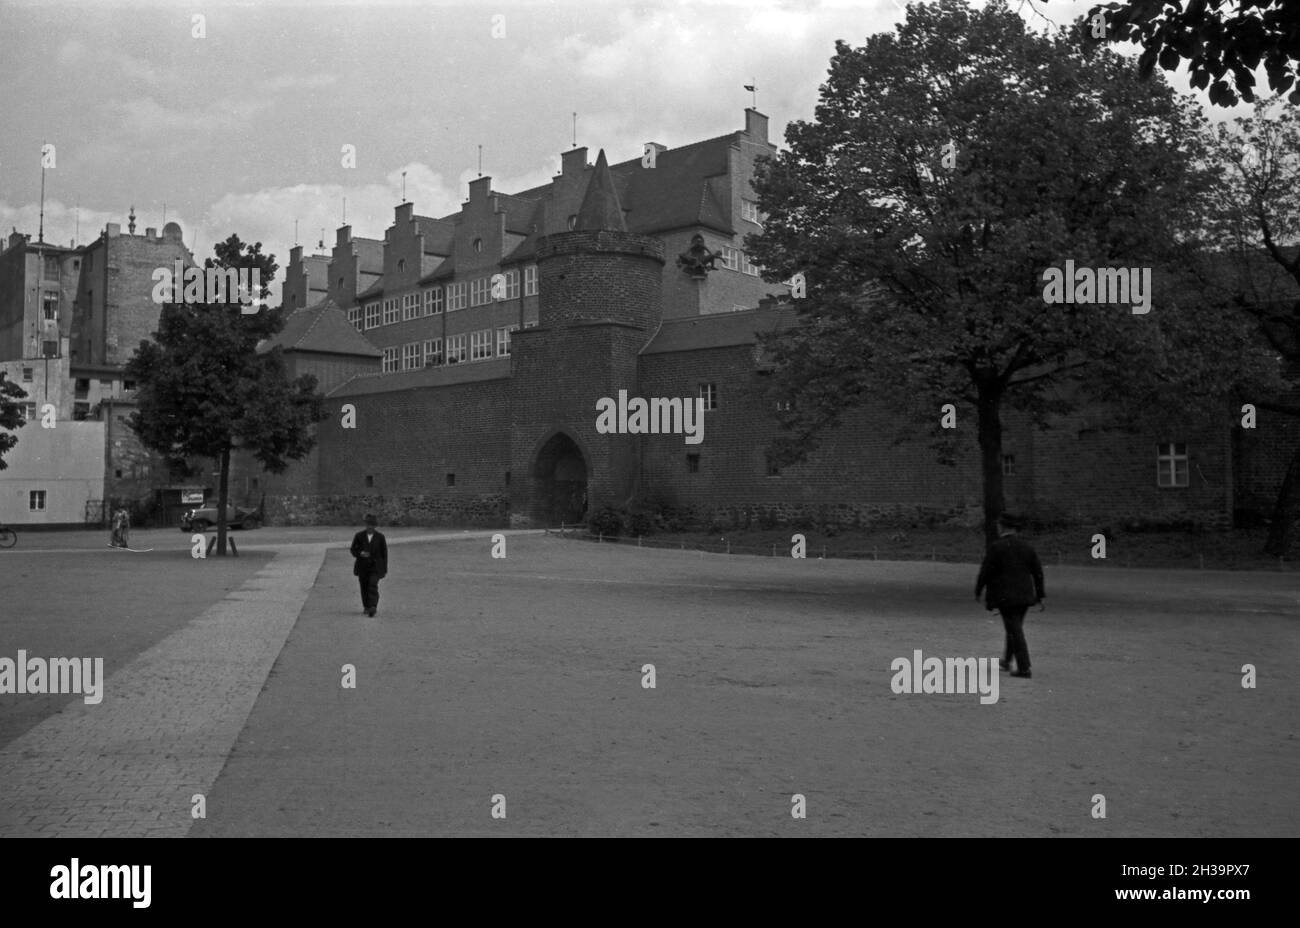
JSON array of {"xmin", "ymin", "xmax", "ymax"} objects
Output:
[{"xmin": 510, "ymin": 149, "xmax": 666, "ymax": 526}]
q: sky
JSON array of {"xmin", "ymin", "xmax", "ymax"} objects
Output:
[{"xmin": 0, "ymin": 0, "xmax": 1256, "ymax": 305}]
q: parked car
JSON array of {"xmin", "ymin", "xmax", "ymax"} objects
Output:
[{"xmin": 180, "ymin": 504, "xmax": 261, "ymax": 532}]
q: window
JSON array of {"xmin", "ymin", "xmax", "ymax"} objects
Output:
[
  {"xmin": 471, "ymin": 329, "xmax": 493, "ymax": 361},
  {"xmin": 740, "ymin": 251, "xmax": 760, "ymax": 276},
  {"xmin": 383, "ymin": 298, "xmax": 399, "ymax": 326},
  {"xmin": 524, "ymin": 265, "xmax": 538, "ymax": 296},
  {"xmin": 765, "ymin": 454, "xmax": 781, "ymax": 477},
  {"xmin": 44, "ymin": 256, "xmax": 59, "ymax": 279},
  {"xmin": 365, "ymin": 475, "xmax": 374, "ymax": 488},
  {"xmin": 397, "ymin": 258, "xmax": 406, "ymax": 273},
  {"xmin": 403, "ymin": 293, "xmax": 420, "ymax": 321},
  {"xmin": 504, "ymin": 470, "xmax": 510, "ymax": 486},
  {"xmin": 1157, "ymin": 443, "xmax": 1189, "ymax": 488},
  {"xmin": 402, "ymin": 342, "xmax": 421, "ymax": 370},
  {"xmin": 699, "ymin": 382, "xmax": 718, "ymax": 410},
  {"xmin": 503, "ymin": 268, "xmax": 520, "ymax": 300},
  {"xmin": 446, "ymin": 333, "xmax": 467, "ymax": 364},
  {"xmin": 339, "ymin": 276, "xmax": 345, "ymax": 289},
  {"xmin": 123, "ymin": 380, "xmax": 136, "ymax": 391},
  {"xmin": 496, "ymin": 325, "xmax": 517, "ymax": 357},
  {"xmin": 1002, "ymin": 454, "xmax": 1016, "ymax": 476},
  {"xmin": 447, "ymin": 281, "xmax": 467, "ymax": 311},
  {"xmin": 73, "ymin": 402, "xmax": 90, "ymax": 421},
  {"xmin": 21, "ymin": 367, "xmax": 32, "ymax": 382},
  {"xmin": 741, "ymin": 198, "xmax": 762, "ymax": 224},
  {"xmin": 424, "ymin": 287, "xmax": 443, "ymax": 315},
  {"xmin": 523, "ymin": 320, "xmax": 538, "ymax": 329},
  {"xmin": 423, "ymin": 338, "xmax": 443, "ymax": 367},
  {"xmin": 42, "ymin": 341, "xmax": 57, "ymax": 357},
  {"xmin": 774, "ymin": 400, "xmax": 791, "ymax": 412},
  {"xmin": 382, "ymin": 347, "xmax": 399, "ymax": 373},
  {"xmin": 29, "ymin": 490, "xmax": 46, "ymax": 511},
  {"xmin": 24, "ymin": 403, "xmax": 36, "ymax": 423},
  {"xmin": 74, "ymin": 378, "xmax": 90, "ymax": 397},
  {"xmin": 43, "ymin": 293, "xmax": 58, "ymax": 320},
  {"xmin": 470, "ymin": 277, "xmax": 491, "ymax": 307},
  {"xmin": 446, "ymin": 473, "xmax": 456, "ymax": 487},
  {"xmin": 687, "ymin": 454, "xmax": 700, "ymax": 474},
  {"xmin": 348, "ymin": 306, "xmax": 362, "ymax": 330},
  {"xmin": 473, "ymin": 237, "xmax": 483, "ymax": 253},
  {"xmin": 364, "ymin": 303, "xmax": 380, "ymax": 329},
  {"xmin": 567, "ymin": 215, "xmax": 577, "ymax": 230},
  {"xmin": 721, "ymin": 245, "xmax": 740, "ymax": 271}
]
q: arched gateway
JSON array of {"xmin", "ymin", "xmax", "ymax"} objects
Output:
[{"xmin": 532, "ymin": 433, "xmax": 588, "ymax": 525}]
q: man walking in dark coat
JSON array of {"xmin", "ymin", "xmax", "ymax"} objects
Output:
[
  {"xmin": 350, "ymin": 513, "xmax": 388, "ymax": 616},
  {"xmin": 975, "ymin": 513, "xmax": 1044, "ymax": 678}
]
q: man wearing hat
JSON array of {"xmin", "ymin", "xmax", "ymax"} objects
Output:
[
  {"xmin": 975, "ymin": 512, "xmax": 1044, "ymax": 678},
  {"xmin": 350, "ymin": 514, "xmax": 388, "ymax": 616}
]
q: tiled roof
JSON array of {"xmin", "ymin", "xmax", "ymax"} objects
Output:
[
  {"xmin": 575, "ymin": 150, "xmax": 626, "ymax": 232},
  {"xmin": 419, "ymin": 254, "xmax": 455, "ymax": 283},
  {"xmin": 356, "ymin": 279, "xmax": 384, "ymax": 300},
  {"xmin": 415, "ymin": 216, "xmax": 454, "ymax": 254},
  {"xmin": 641, "ymin": 305, "xmax": 798, "ymax": 355},
  {"xmin": 260, "ymin": 299, "xmax": 382, "ymax": 357},
  {"xmin": 330, "ymin": 357, "xmax": 510, "ymax": 397}
]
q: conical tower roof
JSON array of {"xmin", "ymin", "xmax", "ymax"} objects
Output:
[{"xmin": 574, "ymin": 149, "xmax": 627, "ymax": 232}]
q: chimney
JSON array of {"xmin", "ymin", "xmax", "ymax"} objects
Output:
[
  {"xmin": 336, "ymin": 225, "xmax": 351, "ymax": 247},
  {"xmin": 560, "ymin": 146, "xmax": 588, "ymax": 176},
  {"xmin": 145, "ymin": 227, "xmax": 157, "ymax": 239},
  {"xmin": 468, "ymin": 175, "xmax": 492, "ymax": 202},
  {"xmin": 106, "ymin": 223, "xmax": 121, "ymax": 237},
  {"xmin": 395, "ymin": 201, "xmax": 415, "ymax": 225},
  {"xmin": 290, "ymin": 244, "xmax": 304, "ymax": 265},
  {"xmin": 744, "ymin": 108, "xmax": 769, "ymax": 143}
]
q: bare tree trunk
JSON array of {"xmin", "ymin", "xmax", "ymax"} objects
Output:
[
  {"xmin": 1264, "ymin": 443, "xmax": 1300, "ymax": 557},
  {"xmin": 976, "ymin": 384, "xmax": 1006, "ymax": 548},
  {"xmin": 216, "ymin": 447, "xmax": 230, "ymax": 556}
]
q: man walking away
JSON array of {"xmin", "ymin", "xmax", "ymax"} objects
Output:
[
  {"xmin": 350, "ymin": 513, "xmax": 388, "ymax": 617},
  {"xmin": 975, "ymin": 513, "xmax": 1044, "ymax": 678}
]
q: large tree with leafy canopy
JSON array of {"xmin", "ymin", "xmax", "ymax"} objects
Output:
[
  {"xmin": 0, "ymin": 372, "xmax": 28, "ymax": 470},
  {"xmin": 747, "ymin": 0, "xmax": 1278, "ymax": 545},
  {"xmin": 125, "ymin": 235, "xmax": 326, "ymax": 554},
  {"xmin": 1195, "ymin": 97, "xmax": 1300, "ymax": 552}
]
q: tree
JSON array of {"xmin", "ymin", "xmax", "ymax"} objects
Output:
[
  {"xmin": 0, "ymin": 372, "xmax": 29, "ymax": 470},
  {"xmin": 125, "ymin": 235, "xmax": 326, "ymax": 555},
  {"xmin": 747, "ymin": 0, "xmax": 1277, "ymax": 546},
  {"xmin": 1085, "ymin": 0, "xmax": 1300, "ymax": 106},
  {"xmin": 1199, "ymin": 97, "xmax": 1300, "ymax": 552}
]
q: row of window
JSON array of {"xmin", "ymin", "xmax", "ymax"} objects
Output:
[
  {"xmin": 996, "ymin": 444, "xmax": 1190, "ymax": 486},
  {"xmin": 719, "ymin": 246, "xmax": 762, "ymax": 276},
  {"xmin": 351, "ymin": 266, "xmax": 538, "ymax": 333},
  {"xmin": 380, "ymin": 325, "xmax": 526, "ymax": 372}
]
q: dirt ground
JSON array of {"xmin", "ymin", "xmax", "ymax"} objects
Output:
[{"xmin": 185, "ymin": 533, "xmax": 1299, "ymax": 837}]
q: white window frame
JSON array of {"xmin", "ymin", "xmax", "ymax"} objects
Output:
[
  {"xmin": 470, "ymin": 277, "xmax": 491, "ymax": 307},
  {"xmin": 740, "ymin": 252, "xmax": 760, "ymax": 277},
  {"xmin": 447, "ymin": 282, "xmax": 467, "ymax": 311},
  {"xmin": 382, "ymin": 347, "xmax": 399, "ymax": 373},
  {"xmin": 1157, "ymin": 443, "xmax": 1188, "ymax": 488},
  {"xmin": 741, "ymin": 198, "xmax": 761, "ymax": 224},
  {"xmin": 524, "ymin": 265, "xmax": 538, "ymax": 296},
  {"xmin": 348, "ymin": 306, "xmax": 362, "ymax": 330},
  {"xmin": 423, "ymin": 338, "xmax": 443, "ymax": 367},
  {"xmin": 403, "ymin": 293, "xmax": 420, "ymax": 321},
  {"xmin": 424, "ymin": 287, "xmax": 443, "ymax": 315},
  {"xmin": 383, "ymin": 298, "xmax": 399, "ymax": 326},
  {"xmin": 364, "ymin": 303, "xmax": 380, "ymax": 329},
  {"xmin": 470, "ymin": 329, "xmax": 493, "ymax": 361},
  {"xmin": 699, "ymin": 382, "xmax": 717, "ymax": 410},
  {"xmin": 496, "ymin": 325, "xmax": 517, "ymax": 357},
  {"xmin": 29, "ymin": 489, "xmax": 46, "ymax": 511},
  {"xmin": 446, "ymin": 333, "xmax": 467, "ymax": 364},
  {"xmin": 504, "ymin": 268, "xmax": 520, "ymax": 300},
  {"xmin": 402, "ymin": 342, "xmax": 421, "ymax": 370},
  {"xmin": 721, "ymin": 245, "xmax": 740, "ymax": 271}
]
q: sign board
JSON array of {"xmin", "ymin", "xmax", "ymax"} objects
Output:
[{"xmin": 181, "ymin": 491, "xmax": 205, "ymax": 505}]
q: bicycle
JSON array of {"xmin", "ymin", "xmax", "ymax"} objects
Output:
[{"xmin": 0, "ymin": 523, "xmax": 16, "ymax": 548}]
